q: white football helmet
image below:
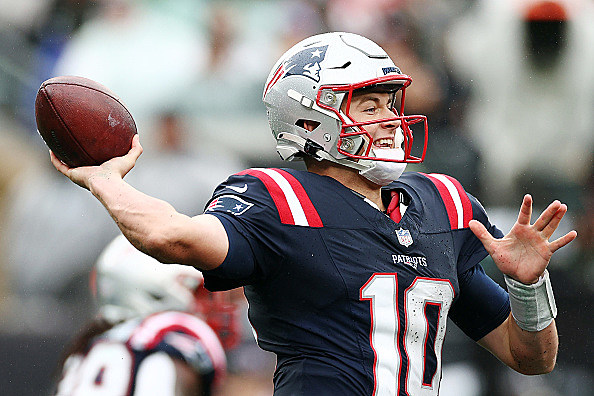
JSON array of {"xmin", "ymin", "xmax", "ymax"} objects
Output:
[
  {"xmin": 263, "ymin": 32, "xmax": 427, "ymax": 172},
  {"xmin": 92, "ymin": 235, "xmax": 241, "ymax": 349}
]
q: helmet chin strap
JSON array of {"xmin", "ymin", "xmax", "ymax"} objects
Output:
[
  {"xmin": 358, "ymin": 148, "xmax": 407, "ymax": 186},
  {"xmin": 358, "ymin": 126, "xmax": 407, "ymax": 185}
]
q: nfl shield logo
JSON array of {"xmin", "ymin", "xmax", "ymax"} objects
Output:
[{"xmin": 396, "ymin": 228, "xmax": 413, "ymax": 247}]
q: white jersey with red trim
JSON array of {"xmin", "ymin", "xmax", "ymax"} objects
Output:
[
  {"xmin": 202, "ymin": 168, "xmax": 508, "ymax": 396},
  {"xmin": 55, "ymin": 311, "xmax": 226, "ymax": 396}
]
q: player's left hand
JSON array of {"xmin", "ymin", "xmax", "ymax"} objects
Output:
[{"xmin": 469, "ymin": 194, "xmax": 577, "ymax": 284}]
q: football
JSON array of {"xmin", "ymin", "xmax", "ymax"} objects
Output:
[{"xmin": 35, "ymin": 76, "xmax": 137, "ymax": 167}]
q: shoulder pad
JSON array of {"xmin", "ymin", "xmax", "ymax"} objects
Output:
[
  {"xmin": 127, "ymin": 312, "xmax": 226, "ymax": 372},
  {"xmin": 207, "ymin": 168, "xmax": 323, "ymax": 227},
  {"xmin": 394, "ymin": 173, "xmax": 478, "ymax": 232},
  {"xmin": 420, "ymin": 173, "xmax": 474, "ymax": 230}
]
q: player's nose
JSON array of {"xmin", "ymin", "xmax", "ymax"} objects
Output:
[{"xmin": 379, "ymin": 107, "xmax": 400, "ymax": 128}]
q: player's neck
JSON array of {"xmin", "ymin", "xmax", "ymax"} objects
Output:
[{"xmin": 306, "ymin": 159, "xmax": 385, "ymax": 211}]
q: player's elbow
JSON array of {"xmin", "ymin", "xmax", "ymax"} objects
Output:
[
  {"xmin": 141, "ymin": 227, "xmax": 200, "ymax": 267},
  {"xmin": 135, "ymin": 214, "xmax": 227, "ymax": 270},
  {"xmin": 531, "ymin": 354, "xmax": 557, "ymax": 375},
  {"xmin": 511, "ymin": 348, "xmax": 558, "ymax": 375},
  {"xmin": 514, "ymin": 360, "xmax": 556, "ymax": 376},
  {"xmin": 139, "ymin": 229, "xmax": 178, "ymax": 263},
  {"xmin": 540, "ymin": 358, "xmax": 557, "ymax": 375}
]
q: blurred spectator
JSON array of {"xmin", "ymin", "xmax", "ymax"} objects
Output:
[
  {"xmin": 2, "ymin": 162, "xmax": 119, "ymax": 332},
  {"xmin": 51, "ymin": 0, "xmax": 210, "ymax": 149},
  {"xmin": 276, "ymin": 0, "xmax": 328, "ymax": 49},
  {"xmin": 446, "ymin": 4, "xmax": 594, "ymax": 393},
  {"xmin": 573, "ymin": 160, "xmax": 594, "ymax": 290},
  {"xmin": 126, "ymin": 109, "xmax": 246, "ymax": 214},
  {"xmin": 184, "ymin": 1, "xmax": 293, "ymax": 167},
  {"xmin": 190, "ymin": 2, "xmax": 275, "ymax": 113},
  {"xmin": 0, "ymin": 0, "xmax": 98, "ymax": 132},
  {"xmin": 27, "ymin": 0, "xmax": 99, "ymax": 109},
  {"xmin": 0, "ymin": 112, "xmax": 44, "ymax": 312},
  {"xmin": 446, "ymin": 0, "xmax": 594, "ymax": 208}
]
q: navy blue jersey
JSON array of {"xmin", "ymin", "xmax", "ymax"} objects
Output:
[{"xmin": 203, "ymin": 168, "xmax": 509, "ymax": 396}]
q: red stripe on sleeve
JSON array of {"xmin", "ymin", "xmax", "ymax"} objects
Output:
[
  {"xmin": 422, "ymin": 173, "xmax": 458, "ymax": 230},
  {"xmin": 238, "ymin": 169, "xmax": 295, "ymax": 225},
  {"xmin": 441, "ymin": 174, "xmax": 473, "ymax": 228},
  {"xmin": 275, "ymin": 169, "xmax": 323, "ymax": 227}
]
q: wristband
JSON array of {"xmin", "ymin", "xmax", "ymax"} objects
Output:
[{"xmin": 504, "ymin": 269, "xmax": 557, "ymax": 332}]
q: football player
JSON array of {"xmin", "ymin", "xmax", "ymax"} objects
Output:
[
  {"xmin": 53, "ymin": 235, "xmax": 239, "ymax": 396},
  {"xmin": 51, "ymin": 32, "xmax": 577, "ymax": 395}
]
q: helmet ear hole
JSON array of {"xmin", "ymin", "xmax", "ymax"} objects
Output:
[{"xmin": 297, "ymin": 119, "xmax": 321, "ymax": 132}]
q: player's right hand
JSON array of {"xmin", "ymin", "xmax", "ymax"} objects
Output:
[{"xmin": 50, "ymin": 134, "xmax": 143, "ymax": 191}]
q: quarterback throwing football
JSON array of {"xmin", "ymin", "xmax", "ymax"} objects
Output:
[{"xmin": 51, "ymin": 32, "xmax": 577, "ymax": 395}]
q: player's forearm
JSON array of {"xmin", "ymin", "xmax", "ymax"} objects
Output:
[
  {"xmin": 507, "ymin": 316, "xmax": 558, "ymax": 374},
  {"xmin": 503, "ymin": 269, "xmax": 559, "ymax": 374},
  {"xmin": 88, "ymin": 175, "xmax": 227, "ymax": 270},
  {"xmin": 480, "ymin": 314, "xmax": 558, "ymax": 375},
  {"xmin": 89, "ymin": 176, "xmax": 184, "ymax": 258}
]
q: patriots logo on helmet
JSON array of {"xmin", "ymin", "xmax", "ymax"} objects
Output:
[
  {"xmin": 264, "ymin": 45, "xmax": 329, "ymax": 98},
  {"xmin": 206, "ymin": 195, "xmax": 253, "ymax": 216},
  {"xmin": 282, "ymin": 45, "xmax": 329, "ymax": 82}
]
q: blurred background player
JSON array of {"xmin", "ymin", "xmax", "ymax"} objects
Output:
[{"xmin": 53, "ymin": 234, "xmax": 240, "ymax": 396}]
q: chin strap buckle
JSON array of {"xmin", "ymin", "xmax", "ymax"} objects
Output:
[{"xmin": 303, "ymin": 139, "xmax": 324, "ymax": 157}]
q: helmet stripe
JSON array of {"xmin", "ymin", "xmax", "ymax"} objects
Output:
[{"xmin": 263, "ymin": 64, "xmax": 285, "ymax": 99}]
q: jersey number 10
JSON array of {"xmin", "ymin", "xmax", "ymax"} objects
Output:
[{"xmin": 361, "ymin": 274, "xmax": 454, "ymax": 396}]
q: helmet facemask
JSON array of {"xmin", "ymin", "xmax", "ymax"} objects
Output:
[{"xmin": 318, "ymin": 76, "xmax": 428, "ymax": 167}]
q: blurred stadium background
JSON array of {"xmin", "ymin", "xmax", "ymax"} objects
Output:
[{"xmin": 0, "ymin": 0, "xmax": 592, "ymax": 395}]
